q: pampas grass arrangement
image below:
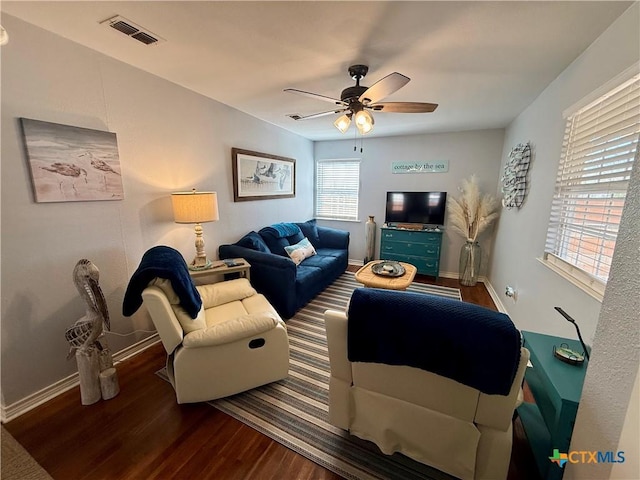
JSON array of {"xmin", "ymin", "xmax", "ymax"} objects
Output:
[
  {"xmin": 448, "ymin": 175, "xmax": 500, "ymax": 242},
  {"xmin": 448, "ymin": 175, "xmax": 499, "ymax": 285}
]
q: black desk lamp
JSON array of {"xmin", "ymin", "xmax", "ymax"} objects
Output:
[{"xmin": 554, "ymin": 307, "xmax": 590, "ymax": 361}]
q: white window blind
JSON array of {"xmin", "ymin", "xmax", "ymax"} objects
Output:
[
  {"xmin": 544, "ymin": 74, "xmax": 639, "ymax": 294},
  {"xmin": 315, "ymin": 159, "xmax": 360, "ymax": 221}
]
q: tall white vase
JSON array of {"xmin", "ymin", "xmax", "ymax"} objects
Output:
[{"xmin": 364, "ymin": 215, "xmax": 376, "ymax": 263}]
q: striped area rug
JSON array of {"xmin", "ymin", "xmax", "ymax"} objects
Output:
[{"xmin": 209, "ymin": 273, "xmax": 461, "ymax": 480}]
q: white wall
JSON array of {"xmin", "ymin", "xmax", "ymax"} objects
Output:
[
  {"xmin": 314, "ymin": 129, "xmax": 505, "ymax": 274},
  {"xmin": 611, "ymin": 370, "xmax": 640, "ymax": 480},
  {"xmin": 489, "ymin": 5, "xmax": 639, "ymax": 479},
  {"xmin": 489, "ymin": 3, "xmax": 640, "ymax": 343},
  {"xmin": 0, "ymin": 15, "xmax": 313, "ymax": 406}
]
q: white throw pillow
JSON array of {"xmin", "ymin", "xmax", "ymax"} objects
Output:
[{"xmin": 284, "ymin": 237, "xmax": 317, "ymax": 265}]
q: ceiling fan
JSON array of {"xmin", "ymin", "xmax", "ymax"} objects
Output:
[{"xmin": 285, "ymin": 64, "xmax": 438, "ymax": 135}]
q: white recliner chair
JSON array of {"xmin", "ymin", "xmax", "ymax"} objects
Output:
[
  {"xmin": 324, "ymin": 288, "xmax": 529, "ymax": 480},
  {"xmin": 142, "ymin": 277, "xmax": 289, "ymax": 403}
]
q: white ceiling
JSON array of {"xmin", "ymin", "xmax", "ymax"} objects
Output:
[{"xmin": 2, "ymin": 1, "xmax": 634, "ymax": 141}]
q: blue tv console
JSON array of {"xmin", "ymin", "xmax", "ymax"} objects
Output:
[{"xmin": 379, "ymin": 226, "xmax": 443, "ymax": 279}]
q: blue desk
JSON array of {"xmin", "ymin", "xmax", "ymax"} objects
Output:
[{"xmin": 518, "ymin": 331, "xmax": 588, "ymax": 480}]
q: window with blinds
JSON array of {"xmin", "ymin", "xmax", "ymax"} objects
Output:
[
  {"xmin": 544, "ymin": 73, "xmax": 639, "ymax": 299},
  {"xmin": 315, "ymin": 159, "xmax": 360, "ymax": 221}
]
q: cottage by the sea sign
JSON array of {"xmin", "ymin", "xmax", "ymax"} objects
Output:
[{"xmin": 391, "ymin": 160, "xmax": 449, "ymax": 174}]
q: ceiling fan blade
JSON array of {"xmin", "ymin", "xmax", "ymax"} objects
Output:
[
  {"xmin": 369, "ymin": 102, "xmax": 438, "ymax": 113},
  {"xmin": 284, "ymin": 88, "xmax": 346, "ymax": 106},
  {"xmin": 359, "ymin": 72, "xmax": 410, "ymax": 105},
  {"xmin": 287, "ymin": 109, "xmax": 347, "ymax": 121}
]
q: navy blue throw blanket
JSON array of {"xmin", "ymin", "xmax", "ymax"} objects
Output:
[
  {"xmin": 122, "ymin": 246, "xmax": 202, "ymax": 319},
  {"xmin": 347, "ymin": 288, "xmax": 521, "ymax": 396}
]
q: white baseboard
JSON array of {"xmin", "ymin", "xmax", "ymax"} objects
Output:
[
  {"xmin": 484, "ymin": 279, "xmax": 508, "ymax": 313},
  {"xmin": 1, "ymin": 334, "xmax": 160, "ymax": 423},
  {"xmin": 438, "ymin": 270, "xmax": 458, "ymax": 280},
  {"xmin": 432, "ymin": 270, "xmax": 506, "ymax": 312}
]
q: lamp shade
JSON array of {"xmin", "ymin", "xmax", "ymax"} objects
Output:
[
  {"xmin": 354, "ymin": 110, "xmax": 374, "ymax": 135},
  {"xmin": 171, "ymin": 190, "xmax": 219, "ymax": 224},
  {"xmin": 334, "ymin": 114, "xmax": 352, "ymax": 134}
]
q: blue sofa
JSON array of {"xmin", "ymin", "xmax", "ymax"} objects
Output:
[{"xmin": 219, "ymin": 220, "xmax": 349, "ymax": 319}]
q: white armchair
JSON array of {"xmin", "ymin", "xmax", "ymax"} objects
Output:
[
  {"xmin": 324, "ymin": 288, "xmax": 529, "ymax": 480},
  {"xmin": 142, "ymin": 277, "xmax": 289, "ymax": 403}
]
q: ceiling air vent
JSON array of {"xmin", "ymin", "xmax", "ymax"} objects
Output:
[{"xmin": 100, "ymin": 15, "xmax": 164, "ymax": 46}]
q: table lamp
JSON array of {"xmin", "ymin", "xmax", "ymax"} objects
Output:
[
  {"xmin": 171, "ymin": 189, "xmax": 219, "ymax": 270},
  {"xmin": 553, "ymin": 307, "xmax": 590, "ymax": 365}
]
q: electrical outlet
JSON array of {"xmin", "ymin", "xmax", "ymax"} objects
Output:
[{"xmin": 505, "ymin": 286, "xmax": 517, "ymax": 301}]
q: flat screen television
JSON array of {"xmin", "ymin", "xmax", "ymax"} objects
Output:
[{"xmin": 385, "ymin": 191, "xmax": 447, "ymax": 226}]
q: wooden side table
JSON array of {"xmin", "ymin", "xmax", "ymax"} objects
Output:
[
  {"xmin": 189, "ymin": 258, "xmax": 251, "ymax": 284},
  {"xmin": 354, "ymin": 261, "xmax": 417, "ymax": 290}
]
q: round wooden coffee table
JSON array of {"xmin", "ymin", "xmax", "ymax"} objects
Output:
[{"xmin": 354, "ymin": 260, "xmax": 417, "ymax": 290}]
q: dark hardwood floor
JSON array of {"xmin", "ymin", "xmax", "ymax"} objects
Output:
[{"xmin": 4, "ymin": 269, "xmax": 539, "ymax": 480}]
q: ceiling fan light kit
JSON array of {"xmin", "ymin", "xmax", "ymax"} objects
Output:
[
  {"xmin": 285, "ymin": 64, "xmax": 438, "ymax": 136},
  {"xmin": 354, "ymin": 110, "xmax": 374, "ymax": 135},
  {"xmin": 334, "ymin": 113, "xmax": 352, "ymax": 134}
]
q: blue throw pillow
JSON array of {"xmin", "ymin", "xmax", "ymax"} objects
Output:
[
  {"xmin": 258, "ymin": 229, "xmax": 290, "ymax": 256},
  {"xmin": 287, "ymin": 230, "xmax": 305, "ymax": 245},
  {"xmin": 236, "ymin": 231, "xmax": 270, "ymax": 253},
  {"xmin": 297, "ymin": 219, "xmax": 320, "ymax": 245}
]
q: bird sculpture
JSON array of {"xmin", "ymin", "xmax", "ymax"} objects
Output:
[
  {"xmin": 40, "ymin": 162, "xmax": 88, "ymax": 193},
  {"xmin": 65, "ymin": 259, "xmax": 110, "ymax": 359}
]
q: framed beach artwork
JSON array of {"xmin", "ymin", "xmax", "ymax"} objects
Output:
[
  {"xmin": 232, "ymin": 147, "xmax": 295, "ymax": 202},
  {"xmin": 20, "ymin": 118, "xmax": 124, "ymax": 203}
]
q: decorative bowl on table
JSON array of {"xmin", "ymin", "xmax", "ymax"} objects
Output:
[{"xmin": 371, "ymin": 261, "xmax": 405, "ymax": 277}]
